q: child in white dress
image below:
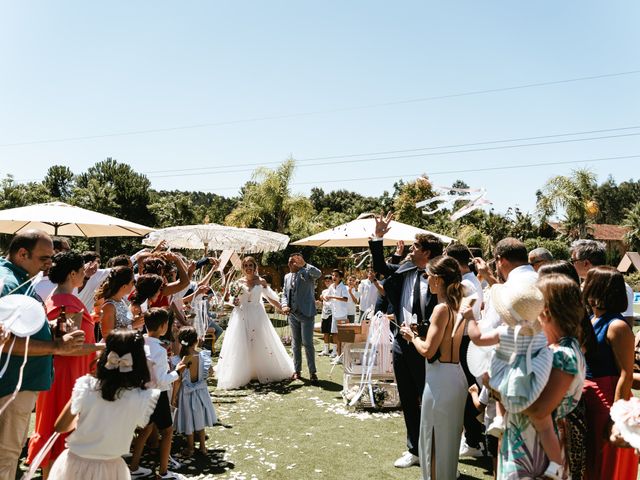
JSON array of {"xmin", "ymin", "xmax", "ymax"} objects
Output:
[
  {"xmin": 172, "ymin": 326, "xmax": 217, "ymax": 457},
  {"xmin": 466, "ymin": 281, "xmax": 562, "ymax": 479},
  {"xmin": 48, "ymin": 330, "xmax": 160, "ymax": 480}
]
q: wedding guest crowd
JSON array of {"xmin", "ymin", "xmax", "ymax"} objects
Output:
[
  {"xmin": 1, "ymin": 222, "xmax": 639, "ymax": 480},
  {"xmin": 368, "ymin": 213, "xmax": 638, "ymax": 479},
  {"xmin": 0, "ymin": 230, "xmax": 223, "ymax": 479}
]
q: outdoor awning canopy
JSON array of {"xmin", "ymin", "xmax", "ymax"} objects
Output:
[
  {"xmin": 291, "ymin": 213, "xmax": 454, "ymax": 247},
  {"xmin": 0, "ymin": 202, "xmax": 155, "ymax": 237}
]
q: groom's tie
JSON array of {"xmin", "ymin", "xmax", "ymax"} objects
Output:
[
  {"xmin": 290, "ymin": 274, "xmax": 297, "ymax": 310},
  {"xmin": 412, "ymin": 269, "xmax": 425, "ymax": 322}
]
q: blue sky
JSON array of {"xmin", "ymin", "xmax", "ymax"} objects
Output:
[{"xmin": 1, "ymin": 1, "xmax": 639, "ymax": 216}]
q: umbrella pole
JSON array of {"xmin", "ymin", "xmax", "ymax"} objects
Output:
[
  {"xmin": 95, "ymin": 238, "xmax": 101, "ymax": 255},
  {"xmin": 204, "ymin": 242, "xmax": 208, "ymax": 256}
]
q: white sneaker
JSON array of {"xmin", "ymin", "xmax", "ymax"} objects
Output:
[
  {"xmin": 486, "ymin": 415, "xmax": 504, "ymax": 438},
  {"xmin": 394, "ymin": 451, "xmax": 420, "ymax": 468},
  {"xmin": 543, "ymin": 461, "xmax": 563, "ymax": 480},
  {"xmin": 331, "ymin": 355, "xmax": 343, "ymax": 365},
  {"xmin": 158, "ymin": 470, "xmax": 182, "ymax": 479},
  {"xmin": 459, "ymin": 441, "xmax": 484, "ymax": 457},
  {"xmin": 168, "ymin": 456, "xmax": 182, "ymax": 469},
  {"xmin": 329, "ymin": 351, "xmax": 337, "ymax": 358},
  {"xmin": 318, "ymin": 350, "xmax": 329, "ymax": 356},
  {"xmin": 130, "ymin": 466, "xmax": 153, "ymax": 477}
]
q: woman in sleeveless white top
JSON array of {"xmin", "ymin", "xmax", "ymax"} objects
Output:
[{"xmin": 215, "ymin": 257, "xmax": 294, "ymax": 390}]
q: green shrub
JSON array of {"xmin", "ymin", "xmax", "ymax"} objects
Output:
[
  {"xmin": 523, "ymin": 237, "xmax": 570, "ymax": 260},
  {"xmin": 625, "ymin": 271, "xmax": 640, "ymax": 292}
]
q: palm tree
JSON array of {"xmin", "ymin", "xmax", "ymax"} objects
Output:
[
  {"xmin": 623, "ymin": 202, "xmax": 640, "ymax": 251},
  {"xmin": 536, "ymin": 169, "xmax": 598, "ymax": 239},
  {"xmin": 225, "ymin": 158, "xmax": 314, "ymax": 237}
]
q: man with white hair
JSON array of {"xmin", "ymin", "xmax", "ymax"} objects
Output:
[{"xmin": 528, "ymin": 247, "xmax": 553, "ymax": 272}]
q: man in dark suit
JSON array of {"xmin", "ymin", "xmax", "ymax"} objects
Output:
[{"xmin": 369, "ymin": 212, "xmax": 443, "ymax": 468}]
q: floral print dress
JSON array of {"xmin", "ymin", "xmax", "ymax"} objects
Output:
[{"xmin": 498, "ymin": 336, "xmax": 586, "ymax": 479}]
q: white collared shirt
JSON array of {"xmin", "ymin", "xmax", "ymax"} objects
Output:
[
  {"xmin": 329, "ymin": 282, "xmax": 349, "ymax": 319},
  {"xmin": 400, "ymin": 268, "xmax": 428, "ymax": 324},
  {"xmin": 462, "ymin": 271, "xmax": 483, "ymax": 321},
  {"xmin": 358, "ymin": 279, "xmax": 380, "ymax": 314},
  {"xmin": 144, "ymin": 335, "xmax": 179, "ymax": 392}
]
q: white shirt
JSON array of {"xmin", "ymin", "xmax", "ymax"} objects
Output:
[
  {"xmin": 400, "ymin": 268, "xmax": 428, "ymax": 324},
  {"xmin": 321, "ymin": 287, "xmax": 332, "ymax": 319},
  {"xmin": 34, "ymin": 276, "xmax": 56, "ymax": 302},
  {"xmin": 346, "ymin": 286, "xmax": 359, "ymax": 316},
  {"xmin": 624, "ymin": 282, "xmax": 634, "ymax": 318},
  {"xmin": 358, "ymin": 279, "xmax": 380, "ymax": 314},
  {"xmin": 329, "ymin": 282, "xmax": 349, "ymax": 319},
  {"xmin": 77, "ymin": 268, "xmax": 110, "ymax": 312},
  {"xmin": 462, "ymin": 272, "xmax": 483, "ymax": 321},
  {"xmin": 171, "ymin": 280, "xmax": 197, "ymax": 313},
  {"xmin": 481, "ymin": 264, "xmax": 537, "ymax": 330},
  {"xmin": 67, "ymin": 375, "xmax": 159, "ymax": 460},
  {"xmin": 144, "ymin": 336, "xmax": 179, "ymax": 392}
]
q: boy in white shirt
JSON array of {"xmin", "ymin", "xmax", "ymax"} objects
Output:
[
  {"xmin": 319, "ymin": 275, "xmax": 334, "ymax": 356},
  {"xmin": 326, "ymin": 269, "xmax": 348, "ymax": 361},
  {"xmin": 346, "ymin": 275, "xmax": 360, "ymax": 322},
  {"xmin": 130, "ymin": 308, "xmax": 187, "ymax": 479}
]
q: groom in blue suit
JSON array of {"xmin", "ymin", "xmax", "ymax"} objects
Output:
[{"xmin": 281, "ymin": 253, "xmax": 322, "ymax": 385}]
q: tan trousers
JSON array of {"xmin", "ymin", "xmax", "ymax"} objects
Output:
[{"xmin": 0, "ymin": 391, "xmax": 38, "ymax": 480}]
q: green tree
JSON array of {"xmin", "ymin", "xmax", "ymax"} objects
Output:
[
  {"xmin": 594, "ymin": 177, "xmax": 640, "ymax": 225},
  {"xmin": 70, "ymin": 178, "xmax": 118, "ymax": 214},
  {"xmin": 148, "ymin": 193, "xmax": 199, "ymax": 228},
  {"xmin": 226, "ymin": 158, "xmax": 314, "ymax": 237},
  {"xmin": 75, "ymin": 158, "xmax": 152, "ymax": 225},
  {"xmin": 623, "ymin": 202, "xmax": 640, "ymax": 252},
  {"xmin": 43, "ymin": 165, "xmax": 75, "ymax": 200},
  {"xmin": 0, "ymin": 175, "xmax": 51, "ymax": 209},
  {"xmin": 536, "ymin": 168, "xmax": 598, "ymax": 239}
]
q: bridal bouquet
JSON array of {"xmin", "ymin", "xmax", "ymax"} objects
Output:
[{"xmin": 228, "ymin": 280, "xmax": 247, "ymax": 298}]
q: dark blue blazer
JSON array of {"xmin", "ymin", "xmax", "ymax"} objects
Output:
[{"xmin": 368, "ymin": 239, "xmax": 438, "ymax": 337}]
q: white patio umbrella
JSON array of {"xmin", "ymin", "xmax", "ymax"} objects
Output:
[
  {"xmin": 291, "ymin": 213, "xmax": 454, "ymax": 247},
  {"xmin": 0, "ymin": 202, "xmax": 154, "ymax": 237},
  {"xmin": 142, "ymin": 223, "xmax": 289, "ymax": 254}
]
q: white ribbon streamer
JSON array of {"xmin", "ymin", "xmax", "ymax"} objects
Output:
[
  {"xmin": 21, "ymin": 431, "xmax": 61, "ymax": 480},
  {"xmin": 348, "ymin": 312, "xmax": 393, "ymax": 408},
  {"xmin": 0, "ymin": 336, "xmax": 30, "ymax": 417}
]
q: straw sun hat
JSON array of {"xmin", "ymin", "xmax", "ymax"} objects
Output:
[{"xmin": 490, "ymin": 281, "xmax": 545, "ymax": 334}]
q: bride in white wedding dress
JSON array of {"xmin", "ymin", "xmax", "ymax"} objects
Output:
[{"xmin": 215, "ymin": 256, "xmax": 295, "ymax": 390}]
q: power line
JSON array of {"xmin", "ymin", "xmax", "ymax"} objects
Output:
[
  {"xmin": 194, "ymin": 153, "xmax": 640, "ymax": 193},
  {"xmin": 1, "ymin": 69, "xmax": 639, "ymax": 148},
  {"xmin": 143, "ymin": 124, "xmax": 640, "ymax": 174},
  {"xmin": 147, "ymin": 132, "xmax": 640, "ymax": 178}
]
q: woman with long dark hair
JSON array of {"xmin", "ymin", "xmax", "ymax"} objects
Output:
[
  {"xmin": 400, "ymin": 256, "xmax": 468, "ymax": 480},
  {"xmin": 27, "ymin": 251, "xmax": 101, "ymax": 477},
  {"xmin": 97, "ymin": 267, "xmax": 135, "ymax": 336}
]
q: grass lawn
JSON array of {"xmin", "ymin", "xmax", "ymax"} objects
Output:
[{"xmin": 179, "ymin": 327, "xmax": 493, "ymax": 480}]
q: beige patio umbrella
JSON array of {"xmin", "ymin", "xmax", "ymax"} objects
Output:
[
  {"xmin": 0, "ymin": 201, "xmax": 154, "ymax": 237},
  {"xmin": 291, "ymin": 213, "xmax": 454, "ymax": 247}
]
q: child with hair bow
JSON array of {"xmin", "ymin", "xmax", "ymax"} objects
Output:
[
  {"xmin": 46, "ymin": 330, "xmax": 160, "ymax": 480},
  {"xmin": 171, "ymin": 326, "xmax": 217, "ymax": 457}
]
